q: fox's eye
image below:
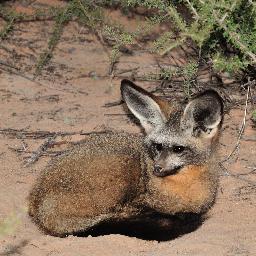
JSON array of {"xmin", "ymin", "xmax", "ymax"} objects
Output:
[
  {"xmin": 173, "ymin": 145, "xmax": 185, "ymax": 153},
  {"xmin": 153, "ymin": 143, "xmax": 163, "ymax": 152}
]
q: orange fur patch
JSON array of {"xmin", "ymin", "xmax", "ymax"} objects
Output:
[{"xmin": 161, "ymin": 165, "xmax": 211, "ymax": 210}]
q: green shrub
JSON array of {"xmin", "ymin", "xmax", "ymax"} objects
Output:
[
  {"xmin": 114, "ymin": 0, "xmax": 256, "ymax": 76},
  {"xmin": 1, "ymin": 0, "xmax": 255, "ymax": 78}
]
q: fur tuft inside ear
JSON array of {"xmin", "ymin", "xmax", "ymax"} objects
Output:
[
  {"xmin": 121, "ymin": 79, "xmax": 166, "ymax": 133},
  {"xmin": 181, "ymin": 90, "xmax": 224, "ymax": 139}
]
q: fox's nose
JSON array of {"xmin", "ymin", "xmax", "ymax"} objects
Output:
[
  {"xmin": 153, "ymin": 165, "xmax": 164, "ymax": 177},
  {"xmin": 153, "ymin": 165, "xmax": 183, "ymax": 177}
]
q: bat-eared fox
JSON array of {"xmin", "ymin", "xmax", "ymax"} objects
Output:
[{"xmin": 28, "ymin": 79, "xmax": 224, "ymax": 237}]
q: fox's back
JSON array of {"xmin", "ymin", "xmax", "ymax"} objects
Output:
[
  {"xmin": 28, "ymin": 133, "xmax": 148, "ymax": 234},
  {"xmin": 51, "ymin": 133, "xmax": 146, "ymax": 202}
]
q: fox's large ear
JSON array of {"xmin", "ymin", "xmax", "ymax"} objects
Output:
[
  {"xmin": 181, "ymin": 90, "xmax": 224, "ymax": 139},
  {"xmin": 121, "ymin": 79, "xmax": 166, "ymax": 133}
]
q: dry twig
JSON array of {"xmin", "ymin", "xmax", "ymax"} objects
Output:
[
  {"xmin": 103, "ymin": 100, "xmax": 124, "ymax": 108},
  {"xmin": 0, "ymin": 128, "xmax": 80, "ymax": 139},
  {"xmin": 221, "ymin": 85, "xmax": 250, "ymax": 163},
  {"xmin": 220, "ymin": 163, "xmax": 256, "ymax": 186},
  {"xmin": 235, "ymin": 167, "xmax": 256, "ymax": 176},
  {"xmin": 24, "ymin": 136, "xmax": 56, "ymax": 166}
]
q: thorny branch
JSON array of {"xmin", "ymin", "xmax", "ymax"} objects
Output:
[
  {"xmin": 218, "ymin": 1, "xmax": 237, "ymax": 25},
  {"xmin": 213, "ymin": 10, "xmax": 256, "ymax": 64},
  {"xmin": 185, "ymin": 0, "xmax": 199, "ymax": 20}
]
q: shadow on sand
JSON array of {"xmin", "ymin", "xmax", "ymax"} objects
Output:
[{"xmin": 74, "ymin": 212, "xmax": 205, "ymax": 241}]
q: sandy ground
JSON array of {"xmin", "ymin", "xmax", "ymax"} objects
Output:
[{"xmin": 0, "ymin": 1, "xmax": 256, "ymax": 255}]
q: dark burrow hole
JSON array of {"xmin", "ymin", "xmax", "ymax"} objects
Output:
[{"xmin": 73, "ymin": 212, "xmax": 204, "ymax": 241}]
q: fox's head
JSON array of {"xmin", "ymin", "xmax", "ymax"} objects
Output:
[{"xmin": 121, "ymin": 79, "xmax": 224, "ymax": 178}]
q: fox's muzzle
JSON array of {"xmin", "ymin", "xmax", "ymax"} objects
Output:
[{"xmin": 153, "ymin": 165, "xmax": 182, "ymax": 177}]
